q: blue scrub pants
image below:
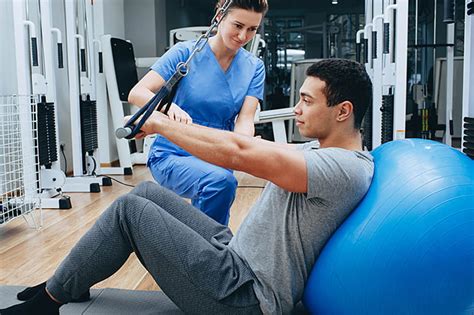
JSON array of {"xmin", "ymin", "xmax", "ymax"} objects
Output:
[{"xmin": 149, "ymin": 155, "xmax": 238, "ymax": 225}]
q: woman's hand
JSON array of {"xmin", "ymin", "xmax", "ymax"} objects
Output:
[{"xmin": 166, "ymin": 103, "xmax": 192, "ymax": 124}]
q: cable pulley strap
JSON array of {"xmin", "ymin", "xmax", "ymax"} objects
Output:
[{"xmin": 116, "ymin": 69, "xmax": 185, "ymax": 139}]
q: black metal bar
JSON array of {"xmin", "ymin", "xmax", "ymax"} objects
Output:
[
  {"xmin": 408, "ymin": 43, "xmax": 455, "ymax": 48},
  {"xmin": 364, "ymin": 38, "xmax": 369, "ymax": 63},
  {"xmin": 443, "ymin": 0, "xmax": 456, "ymax": 23},
  {"xmin": 383, "ymin": 23, "xmax": 390, "ymax": 54},
  {"xmin": 31, "ymin": 37, "xmax": 39, "ymax": 66},
  {"xmin": 57, "ymin": 43, "xmax": 64, "ymax": 68},
  {"xmin": 356, "ymin": 43, "xmax": 361, "ymax": 63},
  {"xmin": 372, "ymin": 31, "xmax": 377, "ymax": 59},
  {"xmin": 80, "ymin": 48, "xmax": 86, "ymax": 72},
  {"xmin": 98, "ymin": 52, "xmax": 103, "ymax": 73}
]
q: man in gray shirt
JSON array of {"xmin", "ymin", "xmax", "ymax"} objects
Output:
[{"xmin": 3, "ymin": 59, "xmax": 374, "ymax": 315}]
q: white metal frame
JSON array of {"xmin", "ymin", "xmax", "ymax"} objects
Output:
[
  {"xmin": 101, "ymin": 34, "xmax": 155, "ymax": 172},
  {"xmin": 445, "ymin": 21, "xmax": 456, "ymax": 146},
  {"xmin": 0, "ymin": 95, "xmax": 42, "ymax": 228},
  {"xmin": 63, "ymin": 0, "xmax": 106, "ymax": 192},
  {"xmin": 11, "ymin": 0, "xmax": 73, "ymax": 208},
  {"xmin": 361, "ymin": 0, "xmax": 409, "ymax": 148},
  {"xmin": 462, "ymin": 0, "xmax": 473, "ymax": 152},
  {"xmin": 12, "ymin": 0, "xmax": 39, "ymax": 201},
  {"xmin": 379, "ymin": 0, "xmax": 409, "ymax": 142},
  {"xmin": 370, "ymin": 0, "xmax": 384, "ymax": 149},
  {"xmin": 7, "ymin": 0, "xmax": 43, "ymax": 224}
]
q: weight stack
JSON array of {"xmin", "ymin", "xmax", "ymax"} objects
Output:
[
  {"xmin": 79, "ymin": 96, "xmax": 98, "ymax": 155},
  {"xmin": 37, "ymin": 96, "xmax": 58, "ymax": 167},
  {"xmin": 363, "ymin": 103, "xmax": 373, "ymax": 150},
  {"xmin": 463, "ymin": 117, "xmax": 474, "ymax": 159},
  {"xmin": 380, "ymin": 94, "xmax": 394, "ymax": 143}
]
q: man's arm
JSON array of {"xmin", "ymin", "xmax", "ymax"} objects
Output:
[{"xmin": 141, "ymin": 112, "xmax": 307, "ymax": 193}]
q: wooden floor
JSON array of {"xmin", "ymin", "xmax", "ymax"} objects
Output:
[{"xmin": 0, "ymin": 166, "xmax": 265, "ymax": 291}]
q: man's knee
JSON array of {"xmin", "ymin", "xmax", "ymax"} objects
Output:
[
  {"xmin": 108, "ymin": 194, "xmax": 146, "ymax": 223},
  {"xmin": 131, "ymin": 181, "xmax": 155, "ymax": 196}
]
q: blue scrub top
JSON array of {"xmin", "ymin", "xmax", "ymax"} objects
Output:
[{"xmin": 148, "ymin": 40, "xmax": 265, "ymax": 161}]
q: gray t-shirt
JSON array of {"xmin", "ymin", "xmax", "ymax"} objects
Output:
[{"xmin": 228, "ymin": 144, "xmax": 374, "ymax": 314}]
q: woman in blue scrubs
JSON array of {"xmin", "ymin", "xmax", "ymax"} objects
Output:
[{"xmin": 128, "ymin": 0, "xmax": 268, "ymax": 225}]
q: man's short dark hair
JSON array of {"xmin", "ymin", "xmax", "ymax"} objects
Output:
[{"xmin": 306, "ymin": 59, "xmax": 372, "ymax": 129}]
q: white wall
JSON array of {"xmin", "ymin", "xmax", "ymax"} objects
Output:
[
  {"xmin": 103, "ymin": 0, "xmax": 126, "ymax": 39},
  {"xmin": 125, "ymin": 0, "xmax": 157, "ymax": 57},
  {"xmin": 0, "ymin": 0, "xmax": 18, "ymax": 95}
]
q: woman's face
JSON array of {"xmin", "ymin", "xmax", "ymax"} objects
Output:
[{"xmin": 217, "ymin": 8, "xmax": 263, "ymax": 51}]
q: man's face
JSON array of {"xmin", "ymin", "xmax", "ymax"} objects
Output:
[{"xmin": 293, "ymin": 76, "xmax": 339, "ymax": 139}]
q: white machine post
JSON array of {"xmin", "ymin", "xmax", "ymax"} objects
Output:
[
  {"xmin": 101, "ymin": 34, "xmax": 139, "ymax": 172},
  {"xmin": 37, "ymin": 0, "xmax": 72, "ymax": 208},
  {"xmin": 462, "ymin": 0, "xmax": 474, "ymax": 157},
  {"xmin": 63, "ymin": 0, "xmax": 107, "ymax": 192},
  {"xmin": 370, "ymin": 0, "xmax": 384, "ymax": 149},
  {"xmin": 392, "ymin": 0, "xmax": 409, "ymax": 141},
  {"xmin": 379, "ymin": 1, "xmax": 409, "ymax": 143},
  {"xmin": 11, "ymin": 0, "xmax": 38, "ymax": 206},
  {"xmin": 444, "ymin": 12, "xmax": 456, "ymax": 146}
]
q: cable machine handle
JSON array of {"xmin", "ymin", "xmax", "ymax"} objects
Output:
[
  {"xmin": 80, "ymin": 48, "xmax": 86, "ymax": 72},
  {"xmin": 356, "ymin": 43, "xmax": 362, "ymax": 63},
  {"xmin": 372, "ymin": 31, "xmax": 377, "ymax": 59},
  {"xmin": 116, "ymin": 85, "xmax": 172, "ymax": 139},
  {"xmin": 383, "ymin": 22, "xmax": 390, "ymax": 54},
  {"xmin": 30, "ymin": 37, "xmax": 39, "ymax": 67},
  {"xmin": 98, "ymin": 52, "xmax": 103, "ymax": 73},
  {"xmin": 57, "ymin": 43, "xmax": 64, "ymax": 68},
  {"xmin": 363, "ymin": 38, "xmax": 369, "ymax": 63}
]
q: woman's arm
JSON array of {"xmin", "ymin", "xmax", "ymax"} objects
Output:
[
  {"xmin": 128, "ymin": 71, "xmax": 165, "ymax": 107},
  {"xmin": 234, "ymin": 96, "xmax": 259, "ymax": 136}
]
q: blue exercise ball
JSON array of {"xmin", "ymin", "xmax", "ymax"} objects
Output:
[{"xmin": 303, "ymin": 139, "xmax": 474, "ymax": 314}]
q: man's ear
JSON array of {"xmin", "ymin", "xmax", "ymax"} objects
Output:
[{"xmin": 336, "ymin": 101, "xmax": 353, "ymax": 122}]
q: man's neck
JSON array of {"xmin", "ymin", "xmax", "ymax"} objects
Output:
[{"xmin": 318, "ymin": 131, "xmax": 364, "ymax": 151}]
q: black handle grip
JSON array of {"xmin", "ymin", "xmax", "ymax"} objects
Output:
[
  {"xmin": 468, "ymin": 1, "xmax": 473, "ymax": 15},
  {"xmin": 363, "ymin": 38, "xmax": 369, "ymax": 63},
  {"xmin": 356, "ymin": 43, "xmax": 361, "ymax": 63},
  {"xmin": 80, "ymin": 48, "xmax": 86, "ymax": 72},
  {"xmin": 383, "ymin": 23, "xmax": 390, "ymax": 54},
  {"xmin": 372, "ymin": 31, "xmax": 377, "ymax": 59},
  {"xmin": 31, "ymin": 37, "xmax": 39, "ymax": 67},
  {"xmin": 98, "ymin": 52, "xmax": 103, "ymax": 73},
  {"xmin": 58, "ymin": 43, "xmax": 64, "ymax": 68},
  {"xmin": 443, "ymin": 0, "xmax": 455, "ymax": 23}
]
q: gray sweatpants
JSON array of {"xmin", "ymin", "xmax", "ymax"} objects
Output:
[{"xmin": 46, "ymin": 181, "xmax": 262, "ymax": 314}]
